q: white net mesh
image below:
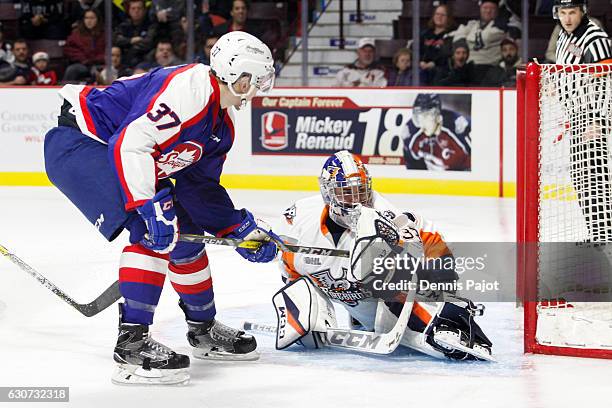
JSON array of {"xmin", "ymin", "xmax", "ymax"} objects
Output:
[{"xmin": 537, "ymin": 64, "xmax": 612, "ymax": 350}]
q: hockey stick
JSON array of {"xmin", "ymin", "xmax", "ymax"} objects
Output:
[
  {"xmin": 0, "ymin": 244, "xmax": 121, "ymax": 317},
  {"xmin": 179, "ymin": 234, "xmax": 350, "ymax": 258}
]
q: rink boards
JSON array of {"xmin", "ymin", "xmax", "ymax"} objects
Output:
[{"xmin": 0, "ymin": 86, "xmax": 517, "ymax": 197}]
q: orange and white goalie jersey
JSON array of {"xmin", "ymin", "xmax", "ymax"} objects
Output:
[{"xmin": 275, "ymin": 192, "xmax": 451, "ymax": 330}]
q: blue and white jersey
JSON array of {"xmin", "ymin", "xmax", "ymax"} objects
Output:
[{"xmin": 58, "ymin": 64, "xmax": 243, "ymax": 235}]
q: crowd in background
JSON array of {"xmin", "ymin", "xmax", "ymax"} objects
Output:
[
  {"xmin": 0, "ymin": 0, "xmax": 609, "ymax": 88},
  {"xmin": 0, "ymin": 0, "xmax": 287, "ymax": 86},
  {"xmin": 336, "ymin": 0, "xmax": 525, "ymax": 88}
]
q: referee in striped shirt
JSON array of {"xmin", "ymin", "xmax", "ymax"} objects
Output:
[
  {"xmin": 554, "ymin": 0, "xmax": 612, "ymax": 242},
  {"xmin": 555, "ymin": 0, "xmax": 611, "ymax": 64}
]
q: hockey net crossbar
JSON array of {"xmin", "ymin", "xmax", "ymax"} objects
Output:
[{"xmin": 517, "ymin": 62, "xmax": 612, "ymax": 359}]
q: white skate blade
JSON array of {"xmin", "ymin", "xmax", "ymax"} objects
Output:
[
  {"xmin": 111, "ymin": 364, "xmax": 190, "ymax": 386},
  {"xmin": 192, "ymin": 348, "xmax": 260, "ymax": 361},
  {"xmin": 433, "ymin": 331, "xmax": 496, "ymax": 362}
]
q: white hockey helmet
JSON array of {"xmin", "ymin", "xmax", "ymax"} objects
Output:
[
  {"xmin": 319, "ymin": 150, "xmax": 373, "ymax": 229},
  {"xmin": 210, "ymin": 31, "xmax": 275, "ymax": 108}
]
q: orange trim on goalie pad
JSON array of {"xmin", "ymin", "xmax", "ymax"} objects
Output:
[
  {"xmin": 286, "ymin": 309, "xmax": 307, "ymax": 336},
  {"xmin": 281, "ymin": 251, "xmax": 301, "ymax": 281},
  {"xmin": 320, "ymin": 205, "xmax": 330, "ymax": 236},
  {"xmin": 412, "ymin": 302, "xmax": 433, "ymax": 325}
]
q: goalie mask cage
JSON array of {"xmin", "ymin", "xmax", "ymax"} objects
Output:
[{"xmin": 517, "ymin": 62, "xmax": 612, "ymax": 359}]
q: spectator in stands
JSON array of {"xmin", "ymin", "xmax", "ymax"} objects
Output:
[
  {"xmin": 67, "ymin": 0, "xmax": 105, "ymax": 28},
  {"xmin": 0, "ymin": 39, "xmax": 30, "ymax": 85},
  {"xmin": 19, "ymin": 0, "xmax": 69, "ymax": 40},
  {"xmin": 97, "ymin": 46, "xmax": 132, "ymax": 84},
  {"xmin": 63, "ymin": 9, "xmax": 106, "ymax": 83},
  {"xmin": 0, "ymin": 22, "xmax": 15, "ymax": 68},
  {"xmin": 387, "ymin": 48, "xmax": 413, "ymax": 87},
  {"xmin": 212, "ymin": 0, "xmax": 262, "ymax": 38},
  {"xmin": 150, "ymin": 39, "xmax": 182, "ymax": 68},
  {"xmin": 432, "ymin": 40, "xmax": 474, "ymax": 87},
  {"xmin": 150, "ymin": 0, "xmax": 184, "ymax": 48},
  {"xmin": 28, "ymin": 51, "xmax": 57, "ymax": 85},
  {"xmin": 194, "ymin": 34, "xmax": 218, "ymax": 64},
  {"xmin": 420, "ymin": 4, "xmax": 454, "ymax": 85},
  {"xmin": 133, "ymin": 61, "xmax": 154, "ymax": 74},
  {"xmin": 0, "ymin": 24, "xmax": 17, "ymax": 84},
  {"xmin": 335, "ymin": 37, "xmax": 387, "ymax": 87},
  {"xmin": 481, "ymin": 37, "xmax": 522, "ymax": 86},
  {"xmin": 452, "ymin": 0, "xmax": 520, "ymax": 83},
  {"xmin": 196, "ymin": 0, "xmax": 215, "ymax": 40},
  {"xmin": 113, "ymin": 0, "xmax": 157, "ymax": 68}
]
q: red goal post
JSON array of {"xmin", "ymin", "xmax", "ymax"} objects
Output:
[{"xmin": 517, "ymin": 62, "xmax": 612, "ymax": 359}]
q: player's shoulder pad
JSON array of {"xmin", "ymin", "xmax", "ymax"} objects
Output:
[
  {"xmin": 442, "ymin": 109, "xmax": 470, "ymax": 135},
  {"xmin": 281, "ymin": 195, "xmax": 323, "ymax": 226}
]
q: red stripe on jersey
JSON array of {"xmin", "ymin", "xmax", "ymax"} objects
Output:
[
  {"xmin": 171, "ymin": 278, "xmax": 213, "ymax": 294},
  {"xmin": 168, "ymin": 253, "xmax": 209, "ymax": 274},
  {"xmin": 119, "ymin": 267, "xmax": 166, "ymax": 287},
  {"xmin": 146, "ymin": 64, "xmax": 196, "ymax": 112},
  {"xmin": 223, "ymin": 109, "xmax": 235, "ymax": 144},
  {"xmin": 123, "ymin": 243, "xmax": 170, "ymax": 260},
  {"xmin": 79, "ymin": 86, "xmax": 97, "ymax": 135},
  {"xmin": 209, "ymin": 74, "xmax": 221, "ymax": 129},
  {"xmin": 216, "ymin": 223, "xmax": 241, "ymax": 237},
  {"xmin": 111, "ymin": 127, "xmax": 138, "ymax": 209}
]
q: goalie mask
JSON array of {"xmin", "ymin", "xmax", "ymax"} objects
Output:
[
  {"xmin": 412, "ymin": 93, "xmax": 442, "ymax": 137},
  {"xmin": 319, "ymin": 150, "xmax": 372, "ymax": 230}
]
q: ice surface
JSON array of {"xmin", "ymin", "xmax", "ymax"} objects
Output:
[{"xmin": 1, "ymin": 188, "xmax": 611, "ymax": 408}]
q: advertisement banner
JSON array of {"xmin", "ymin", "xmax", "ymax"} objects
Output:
[{"xmin": 251, "ymin": 93, "xmax": 473, "ymax": 172}]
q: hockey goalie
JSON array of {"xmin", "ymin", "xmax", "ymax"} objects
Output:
[{"xmin": 272, "ymin": 150, "xmax": 493, "ymax": 361}]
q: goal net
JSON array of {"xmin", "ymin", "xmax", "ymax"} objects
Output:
[{"xmin": 518, "ymin": 63, "xmax": 612, "ymax": 358}]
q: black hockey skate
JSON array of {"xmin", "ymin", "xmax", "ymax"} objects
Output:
[
  {"xmin": 112, "ymin": 306, "xmax": 190, "ymax": 385},
  {"xmin": 187, "ymin": 319, "xmax": 259, "ymax": 361}
]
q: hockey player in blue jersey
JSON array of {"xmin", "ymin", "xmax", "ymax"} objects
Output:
[
  {"xmin": 44, "ymin": 31, "xmax": 279, "ymax": 385},
  {"xmin": 401, "ymin": 93, "xmax": 472, "ymax": 171}
]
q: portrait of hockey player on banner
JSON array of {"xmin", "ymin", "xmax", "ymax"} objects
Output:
[{"xmin": 401, "ymin": 93, "xmax": 472, "ymax": 171}]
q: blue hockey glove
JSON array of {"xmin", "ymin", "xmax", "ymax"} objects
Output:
[
  {"xmin": 227, "ymin": 209, "xmax": 280, "ymax": 263},
  {"xmin": 137, "ymin": 188, "xmax": 178, "ymax": 254}
]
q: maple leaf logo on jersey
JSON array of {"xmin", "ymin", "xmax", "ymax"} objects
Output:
[{"xmin": 156, "ymin": 141, "xmax": 204, "ymax": 179}]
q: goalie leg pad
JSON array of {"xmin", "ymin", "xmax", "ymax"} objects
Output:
[{"xmin": 273, "ymin": 277, "xmax": 337, "ymax": 350}]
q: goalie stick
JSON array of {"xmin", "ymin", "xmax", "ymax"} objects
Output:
[{"xmin": 0, "ymin": 244, "xmax": 121, "ymax": 317}]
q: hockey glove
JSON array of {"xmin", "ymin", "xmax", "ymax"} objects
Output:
[
  {"xmin": 137, "ymin": 188, "xmax": 178, "ymax": 254},
  {"xmin": 227, "ymin": 209, "xmax": 279, "ymax": 263}
]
